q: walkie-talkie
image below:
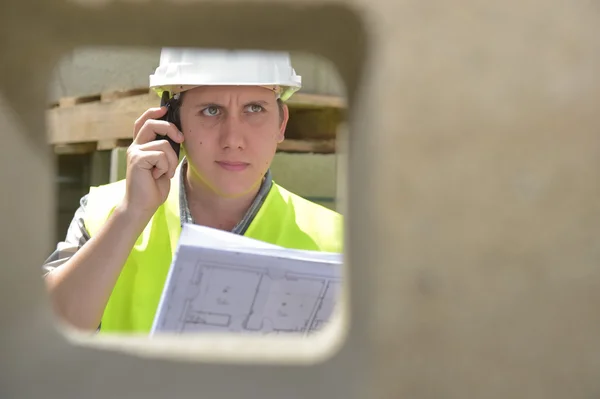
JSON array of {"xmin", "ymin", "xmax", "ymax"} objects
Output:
[{"xmin": 157, "ymin": 90, "xmax": 181, "ymax": 158}]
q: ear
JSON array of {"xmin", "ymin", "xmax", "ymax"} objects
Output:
[{"xmin": 276, "ymin": 103, "xmax": 289, "ymax": 143}]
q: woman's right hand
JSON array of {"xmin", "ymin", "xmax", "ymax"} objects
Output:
[{"xmin": 122, "ymin": 106, "xmax": 185, "ymax": 220}]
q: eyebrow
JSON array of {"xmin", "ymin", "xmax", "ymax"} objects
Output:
[
  {"xmin": 246, "ymin": 100, "xmax": 270, "ymax": 106},
  {"xmin": 191, "ymin": 102, "xmax": 224, "ymax": 109},
  {"xmin": 190, "ymin": 100, "xmax": 272, "ymax": 108}
]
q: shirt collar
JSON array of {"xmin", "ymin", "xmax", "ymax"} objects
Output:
[{"xmin": 178, "ymin": 157, "xmax": 273, "ymax": 234}]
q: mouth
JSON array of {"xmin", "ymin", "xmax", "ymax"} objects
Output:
[{"xmin": 215, "ymin": 161, "xmax": 250, "ymax": 172}]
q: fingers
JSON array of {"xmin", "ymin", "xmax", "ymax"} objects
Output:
[
  {"xmin": 133, "ymin": 106, "xmax": 184, "ymax": 145},
  {"xmin": 137, "ymin": 139, "xmax": 180, "ymax": 178},
  {"xmin": 129, "ymin": 149, "xmax": 171, "ymax": 180},
  {"xmin": 133, "ymin": 107, "xmax": 167, "ymax": 138},
  {"xmin": 127, "ymin": 107, "xmax": 184, "ymax": 183},
  {"xmin": 134, "ymin": 119, "xmax": 184, "ymax": 147}
]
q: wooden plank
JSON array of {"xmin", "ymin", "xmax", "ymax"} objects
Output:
[
  {"xmin": 285, "ymin": 93, "xmax": 346, "ymax": 109},
  {"xmin": 52, "ymin": 142, "xmax": 97, "ymax": 155},
  {"xmin": 52, "ymin": 138, "xmax": 333, "ymax": 154},
  {"xmin": 285, "ymin": 108, "xmax": 343, "ymax": 140},
  {"xmin": 100, "ymin": 88, "xmax": 152, "ymax": 103},
  {"xmin": 58, "ymin": 94, "xmax": 101, "ymax": 108},
  {"xmin": 52, "ymin": 88, "xmax": 343, "ymax": 108},
  {"xmin": 46, "ymin": 91, "xmax": 346, "ymax": 145},
  {"xmin": 97, "ymin": 138, "xmax": 133, "ymax": 150},
  {"xmin": 47, "ymin": 93, "xmax": 154, "ymax": 144},
  {"xmin": 277, "ymin": 139, "xmax": 336, "ymax": 153}
]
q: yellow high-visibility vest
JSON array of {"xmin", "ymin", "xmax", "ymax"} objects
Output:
[{"xmin": 83, "ymin": 166, "xmax": 343, "ymax": 333}]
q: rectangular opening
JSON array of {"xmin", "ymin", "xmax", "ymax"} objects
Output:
[{"xmin": 43, "ymin": 44, "xmax": 352, "ymax": 362}]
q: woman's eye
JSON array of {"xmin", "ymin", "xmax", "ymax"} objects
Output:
[
  {"xmin": 201, "ymin": 106, "xmax": 220, "ymax": 116},
  {"xmin": 246, "ymin": 104, "xmax": 264, "ymax": 113}
]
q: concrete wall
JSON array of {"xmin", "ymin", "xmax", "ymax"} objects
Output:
[{"xmin": 11, "ymin": 0, "xmax": 600, "ymax": 398}]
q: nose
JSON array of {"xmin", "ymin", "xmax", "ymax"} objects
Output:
[{"xmin": 219, "ymin": 114, "xmax": 245, "ymax": 150}]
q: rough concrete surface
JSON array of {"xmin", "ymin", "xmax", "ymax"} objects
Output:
[{"xmin": 3, "ymin": 0, "xmax": 600, "ymax": 398}]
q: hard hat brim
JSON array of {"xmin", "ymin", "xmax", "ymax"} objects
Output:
[{"xmin": 150, "ymin": 82, "xmax": 301, "ymax": 102}]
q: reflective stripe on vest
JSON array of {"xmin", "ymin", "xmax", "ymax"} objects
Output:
[{"xmin": 83, "ymin": 168, "xmax": 343, "ymax": 334}]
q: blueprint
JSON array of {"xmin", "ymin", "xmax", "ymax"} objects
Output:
[{"xmin": 150, "ymin": 224, "xmax": 343, "ymax": 336}]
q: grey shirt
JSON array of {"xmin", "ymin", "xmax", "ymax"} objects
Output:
[{"xmin": 42, "ymin": 158, "xmax": 273, "ymax": 274}]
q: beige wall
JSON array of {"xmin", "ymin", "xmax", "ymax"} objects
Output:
[{"xmin": 6, "ymin": 0, "xmax": 600, "ymax": 398}]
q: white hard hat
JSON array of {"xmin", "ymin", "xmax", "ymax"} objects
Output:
[{"xmin": 149, "ymin": 47, "xmax": 302, "ymax": 101}]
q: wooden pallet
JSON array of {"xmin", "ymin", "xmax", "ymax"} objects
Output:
[{"xmin": 47, "ymin": 88, "xmax": 345, "ymax": 154}]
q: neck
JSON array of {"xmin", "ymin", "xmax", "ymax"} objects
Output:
[{"xmin": 184, "ymin": 167, "xmax": 262, "ymax": 232}]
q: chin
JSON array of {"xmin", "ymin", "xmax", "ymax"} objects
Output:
[
  {"xmin": 213, "ymin": 180, "xmax": 263, "ymax": 199},
  {"xmin": 189, "ymin": 163, "xmax": 261, "ymax": 198}
]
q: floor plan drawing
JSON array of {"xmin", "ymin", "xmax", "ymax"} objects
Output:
[
  {"xmin": 244, "ymin": 272, "xmax": 330, "ymax": 334},
  {"xmin": 308, "ymin": 281, "xmax": 341, "ymax": 333},
  {"xmin": 151, "ymin": 225, "xmax": 342, "ymax": 336}
]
